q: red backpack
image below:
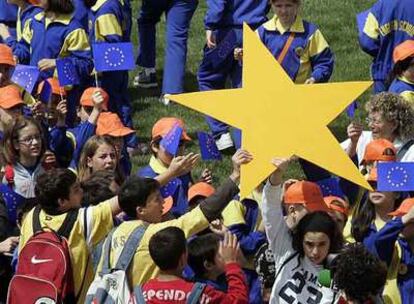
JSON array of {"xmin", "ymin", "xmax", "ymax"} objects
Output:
[{"xmin": 7, "ymin": 206, "xmax": 79, "ymax": 304}]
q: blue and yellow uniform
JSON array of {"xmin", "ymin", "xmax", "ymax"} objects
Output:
[
  {"xmin": 0, "ymin": 0, "xmax": 18, "ymax": 42},
  {"xmin": 222, "ymin": 189, "xmax": 266, "ymax": 304},
  {"xmin": 368, "ymin": 217, "xmax": 413, "ymax": 304},
  {"xmin": 358, "ymin": 0, "xmax": 414, "ymax": 93},
  {"xmin": 198, "ymin": 0, "xmax": 269, "ymax": 139},
  {"xmin": 389, "ymin": 76, "xmax": 414, "ymax": 104},
  {"xmin": 14, "ymin": 12, "xmax": 93, "ymax": 126},
  {"xmin": 137, "ymin": 156, "xmax": 192, "ymax": 217},
  {"xmin": 73, "ymin": 0, "xmax": 90, "ymax": 30},
  {"xmin": 4, "ymin": 4, "xmax": 42, "ymax": 61},
  {"xmin": 257, "ymin": 15, "xmax": 334, "ymax": 84},
  {"xmin": 88, "ymin": 0, "xmax": 137, "ymax": 148},
  {"xmin": 136, "ymin": 0, "xmax": 198, "ymax": 95}
]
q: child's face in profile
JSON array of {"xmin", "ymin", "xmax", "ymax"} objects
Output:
[{"xmin": 46, "ymin": 95, "xmax": 60, "ymax": 125}]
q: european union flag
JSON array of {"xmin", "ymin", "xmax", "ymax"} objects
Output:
[
  {"xmin": 377, "ymin": 162, "xmax": 414, "ymax": 191},
  {"xmin": 0, "ymin": 184, "xmax": 25, "ymax": 224},
  {"xmin": 209, "ymin": 30, "xmax": 238, "ymax": 69},
  {"xmin": 316, "ymin": 177, "xmax": 345, "ymax": 198},
  {"xmin": 160, "ymin": 178, "xmax": 180, "ymax": 198},
  {"xmin": 233, "ymin": 128, "xmax": 242, "ymax": 150},
  {"xmin": 93, "ymin": 42, "xmax": 135, "ymax": 72},
  {"xmin": 198, "ymin": 131, "xmax": 222, "ymax": 160},
  {"xmin": 39, "ymin": 79, "xmax": 52, "ymax": 104},
  {"xmin": 56, "ymin": 58, "xmax": 79, "ymax": 86},
  {"xmin": 160, "ymin": 123, "xmax": 183, "ymax": 156},
  {"xmin": 11, "ymin": 64, "xmax": 39, "ymax": 94},
  {"xmin": 346, "ymin": 101, "xmax": 358, "ymax": 118}
]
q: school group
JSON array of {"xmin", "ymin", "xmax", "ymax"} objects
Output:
[{"xmin": 1, "ymin": 0, "xmax": 414, "ymax": 303}]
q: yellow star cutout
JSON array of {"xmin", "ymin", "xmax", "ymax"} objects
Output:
[{"xmin": 170, "ymin": 24, "xmax": 373, "ymax": 197}]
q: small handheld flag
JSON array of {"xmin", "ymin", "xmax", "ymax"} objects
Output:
[
  {"xmin": 160, "ymin": 178, "xmax": 180, "ymax": 198},
  {"xmin": 316, "ymin": 177, "xmax": 345, "ymax": 198},
  {"xmin": 11, "ymin": 64, "xmax": 39, "ymax": 93},
  {"xmin": 346, "ymin": 101, "xmax": 358, "ymax": 118},
  {"xmin": 39, "ymin": 80, "xmax": 52, "ymax": 104},
  {"xmin": 93, "ymin": 42, "xmax": 135, "ymax": 72},
  {"xmin": 160, "ymin": 123, "xmax": 183, "ymax": 156},
  {"xmin": 232, "ymin": 128, "xmax": 242, "ymax": 150},
  {"xmin": 198, "ymin": 131, "xmax": 222, "ymax": 160},
  {"xmin": 56, "ymin": 58, "xmax": 79, "ymax": 86},
  {"xmin": 377, "ymin": 162, "xmax": 414, "ymax": 191}
]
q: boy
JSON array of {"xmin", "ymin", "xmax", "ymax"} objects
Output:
[
  {"xmin": 139, "ymin": 227, "xmax": 248, "ymax": 304},
  {"xmin": 96, "ymin": 149, "xmax": 252, "ymax": 286},
  {"xmin": 187, "ymin": 182, "xmax": 215, "ymax": 212},
  {"xmin": 18, "ymin": 168, "xmax": 122, "ymax": 303},
  {"xmin": 138, "ymin": 117, "xmax": 203, "ymax": 217}
]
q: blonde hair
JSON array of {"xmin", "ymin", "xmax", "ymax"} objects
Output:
[{"xmin": 77, "ymin": 135, "xmax": 124, "ymax": 183}]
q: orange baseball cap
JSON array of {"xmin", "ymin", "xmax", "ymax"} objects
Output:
[
  {"xmin": 0, "ymin": 84, "xmax": 24, "ymax": 109},
  {"xmin": 188, "ymin": 182, "xmax": 216, "ymax": 202},
  {"xmin": 393, "ymin": 40, "xmax": 414, "ymax": 63},
  {"xmin": 324, "ymin": 196, "xmax": 349, "ymax": 216},
  {"xmin": 163, "ymin": 196, "xmax": 174, "ymax": 215},
  {"xmin": 151, "ymin": 117, "xmax": 191, "ymax": 141},
  {"xmin": 37, "ymin": 78, "xmax": 66, "ymax": 96},
  {"xmin": 80, "ymin": 87, "xmax": 109, "ymax": 111},
  {"xmin": 284, "ymin": 181, "xmax": 329, "ymax": 212},
  {"xmin": 0, "ymin": 44, "xmax": 15, "ymax": 66},
  {"xmin": 96, "ymin": 112, "xmax": 135, "ymax": 137},
  {"xmin": 388, "ymin": 198, "xmax": 414, "ymax": 216},
  {"xmin": 362, "ymin": 139, "xmax": 396, "ymax": 164}
]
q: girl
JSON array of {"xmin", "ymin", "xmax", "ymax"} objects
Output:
[
  {"xmin": 388, "ymin": 39, "xmax": 414, "ymax": 104},
  {"xmin": 1, "ymin": 116, "xmax": 46, "ymax": 225},
  {"xmin": 12, "ymin": 0, "xmax": 93, "ymax": 125},
  {"xmin": 0, "ymin": 84, "xmax": 24, "ymax": 140},
  {"xmin": 77, "ymin": 135, "xmax": 123, "ymax": 183},
  {"xmin": 262, "ymin": 158, "xmax": 343, "ymax": 303}
]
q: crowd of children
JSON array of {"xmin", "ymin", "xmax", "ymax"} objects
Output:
[{"xmin": 1, "ymin": 0, "xmax": 414, "ymax": 303}]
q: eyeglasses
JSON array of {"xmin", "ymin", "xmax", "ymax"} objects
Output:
[
  {"xmin": 365, "ymin": 117, "xmax": 383, "ymax": 126},
  {"xmin": 18, "ymin": 134, "xmax": 42, "ymax": 145}
]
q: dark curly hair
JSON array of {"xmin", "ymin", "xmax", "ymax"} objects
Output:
[
  {"xmin": 292, "ymin": 211, "xmax": 344, "ymax": 258},
  {"xmin": 332, "ymin": 243, "xmax": 387, "ymax": 303}
]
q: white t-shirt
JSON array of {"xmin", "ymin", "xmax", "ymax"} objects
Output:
[
  {"xmin": 340, "ymin": 131, "xmax": 414, "ymax": 169},
  {"xmin": 262, "ymin": 182, "xmax": 337, "ymax": 304}
]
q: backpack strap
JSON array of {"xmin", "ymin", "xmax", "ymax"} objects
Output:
[
  {"xmin": 57, "ymin": 209, "xmax": 79, "ymax": 240},
  {"xmin": 187, "ymin": 282, "xmax": 206, "ymax": 304},
  {"xmin": 277, "ymin": 32, "xmax": 295, "ymax": 64},
  {"xmin": 115, "ymin": 225, "xmax": 147, "ymax": 271},
  {"xmin": 133, "ymin": 285, "xmax": 146, "ymax": 304},
  {"xmin": 274, "ymin": 252, "xmax": 300, "ymax": 281},
  {"xmin": 32, "ymin": 205, "xmax": 42, "ymax": 233},
  {"xmin": 100, "ymin": 228, "xmax": 117, "ymax": 276},
  {"xmin": 397, "ymin": 139, "xmax": 414, "ymax": 159}
]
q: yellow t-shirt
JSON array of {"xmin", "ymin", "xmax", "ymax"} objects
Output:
[
  {"xmin": 97, "ymin": 206, "xmax": 209, "ymax": 286},
  {"xmin": 19, "ymin": 199, "xmax": 115, "ymax": 303}
]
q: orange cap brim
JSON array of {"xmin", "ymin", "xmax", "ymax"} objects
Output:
[
  {"xmin": 106, "ymin": 128, "xmax": 135, "ymax": 137},
  {"xmin": 163, "ymin": 196, "xmax": 174, "ymax": 215}
]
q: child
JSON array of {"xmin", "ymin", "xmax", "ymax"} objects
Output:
[
  {"xmin": 187, "ymin": 182, "xmax": 215, "ymax": 212},
  {"xmin": 369, "ymin": 198, "xmax": 414, "ymax": 304},
  {"xmin": 137, "ymin": 117, "xmax": 201, "ymax": 217},
  {"xmin": 17, "ymin": 168, "xmax": 122, "ymax": 303},
  {"xmin": 0, "ymin": 84, "xmax": 24, "ymax": 140},
  {"xmin": 357, "ymin": 0, "xmax": 414, "ymax": 93},
  {"xmin": 12, "ymin": 0, "xmax": 93, "ymax": 125},
  {"xmin": 96, "ymin": 112, "xmax": 134, "ymax": 176},
  {"xmin": 134, "ymin": 0, "xmax": 198, "ymax": 99},
  {"xmin": 389, "ymin": 39, "xmax": 414, "ymax": 104},
  {"xmin": 86, "ymin": 0, "xmax": 137, "ymax": 149},
  {"xmin": 323, "ymin": 196, "xmax": 349, "ymax": 232},
  {"xmin": 94, "ymin": 149, "xmax": 252, "ymax": 287},
  {"xmin": 0, "ymin": 0, "xmax": 42, "ymax": 60},
  {"xmin": 138, "ymin": 228, "xmax": 248, "ymax": 304},
  {"xmin": 238, "ymin": 0, "xmax": 334, "ymax": 84},
  {"xmin": 77, "ymin": 135, "xmax": 123, "ymax": 183},
  {"xmin": 0, "ymin": 0, "xmax": 17, "ymax": 43},
  {"xmin": 198, "ymin": 0, "xmax": 269, "ymax": 149}
]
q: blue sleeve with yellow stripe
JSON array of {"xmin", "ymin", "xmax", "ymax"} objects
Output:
[
  {"xmin": 68, "ymin": 121, "xmax": 96, "ymax": 169},
  {"xmin": 90, "ymin": 0, "xmax": 124, "ymax": 43},
  {"xmin": 49, "ymin": 126, "xmax": 74, "ymax": 167},
  {"xmin": 368, "ymin": 217, "xmax": 404, "ymax": 267},
  {"xmin": 307, "ymin": 29, "xmax": 334, "ymax": 83},
  {"xmin": 11, "ymin": 18, "xmax": 32, "ymax": 64}
]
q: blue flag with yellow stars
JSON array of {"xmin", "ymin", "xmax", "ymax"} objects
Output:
[
  {"xmin": 233, "ymin": 128, "xmax": 242, "ymax": 150},
  {"xmin": 93, "ymin": 42, "xmax": 135, "ymax": 72},
  {"xmin": 0, "ymin": 184, "xmax": 26, "ymax": 224},
  {"xmin": 316, "ymin": 177, "xmax": 345, "ymax": 198},
  {"xmin": 39, "ymin": 79, "xmax": 52, "ymax": 104},
  {"xmin": 11, "ymin": 64, "xmax": 39, "ymax": 94},
  {"xmin": 160, "ymin": 123, "xmax": 183, "ymax": 156},
  {"xmin": 160, "ymin": 178, "xmax": 180, "ymax": 198},
  {"xmin": 56, "ymin": 58, "xmax": 79, "ymax": 86},
  {"xmin": 198, "ymin": 131, "xmax": 222, "ymax": 160},
  {"xmin": 377, "ymin": 162, "xmax": 414, "ymax": 191}
]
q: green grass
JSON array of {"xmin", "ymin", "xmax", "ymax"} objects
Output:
[{"xmin": 128, "ymin": 0, "xmax": 376, "ymax": 185}]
